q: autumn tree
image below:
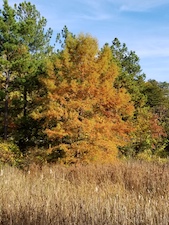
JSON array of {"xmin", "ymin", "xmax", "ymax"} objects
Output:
[
  {"xmin": 143, "ymin": 80, "xmax": 169, "ymax": 154},
  {"xmin": 33, "ymin": 32, "xmax": 134, "ymax": 164},
  {"xmin": 120, "ymin": 107, "xmax": 167, "ymax": 158}
]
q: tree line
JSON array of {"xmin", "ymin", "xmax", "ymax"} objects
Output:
[{"xmin": 1, "ymin": 0, "xmax": 169, "ymax": 165}]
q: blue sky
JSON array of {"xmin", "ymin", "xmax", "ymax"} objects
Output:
[{"xmin": 2, "ymin": 0, "xmax": 169, "ymax": 82}]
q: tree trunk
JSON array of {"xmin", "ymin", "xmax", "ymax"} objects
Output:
[
  {"xmin": 4, "ymin": 71, "xmax": 10, "ymax": 140},
  {"xmin": 23, "ymin": 86, "xmax": 27, "ymax": 117}
]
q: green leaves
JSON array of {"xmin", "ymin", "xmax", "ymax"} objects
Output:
[
  {"xmin": 0, "ymin": 0, "xmax": 53, "ymax": 143},
  {"xmin": 111, "ymin": 38, "xmax": 146, "ymax": 108}
]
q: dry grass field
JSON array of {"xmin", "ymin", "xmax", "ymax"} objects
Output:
[{"xmin": 0, "ymin": 160, "xmax": 169, "ymax": 225}]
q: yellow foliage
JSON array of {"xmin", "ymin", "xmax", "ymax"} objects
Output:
[{"xmin": 38, "ymin": 33, "xmax": 134, "ymax": 164}]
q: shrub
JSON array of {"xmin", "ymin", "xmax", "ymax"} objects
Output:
[{"xmin": 0, "ymin": 142, "xmax": 22, "ymax": 166}]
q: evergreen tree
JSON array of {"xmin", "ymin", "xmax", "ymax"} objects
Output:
[
  {"xmin": 0, "ymin": 0, "xmax": 53, "ymax": 150},
  {"xmin": 111, "ymin": 38, "xmax": 146, "ymax": 108},
  {"xmin": 0, "ymin": 0, "xmax": 20, "ymax": 140},
  {"xmin": 13, "ymin": 1, "xmax": 53, "ymax": 151}
]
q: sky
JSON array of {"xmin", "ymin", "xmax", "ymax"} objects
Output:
[{"xmin": 1, "ymin": 0, "xmax": 169, "ymax": 82}]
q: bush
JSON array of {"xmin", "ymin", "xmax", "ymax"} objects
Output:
[
  {"xmin": 0, "ymin": 142, "xmax": 22, "ymax": 166},
  {"xmin": 22, "ymin": 148, "xmax": 48, "ymax": 168}
]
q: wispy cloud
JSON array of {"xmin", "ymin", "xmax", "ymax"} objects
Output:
[
  {"xmin": 136, "ymin": 43, "xmax": 169, "ymax": 58},
  {"xmin": 74, "ymin": 13, "xmax": 112, "ymax": 21},
  {"xmin": 140, "ymin": 57, "xmax": 169, "ymax": 82},
  {"xmin": 107, "ymin": 0, "xmax": 169, "ymax": 12}
]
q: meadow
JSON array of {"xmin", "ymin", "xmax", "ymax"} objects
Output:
[{"xmin": 0, "ymin": 160, "xmax": 169, "ymax": 225}]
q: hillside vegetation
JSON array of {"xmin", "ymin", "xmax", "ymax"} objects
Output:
[{"xmin": 1, "ymin": 1, "xmax": 169, "ymax": 165}]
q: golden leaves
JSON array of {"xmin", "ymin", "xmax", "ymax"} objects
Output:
[{"xmin": 39, "ymin": 33, "xmax": 135, "ymax": 163}]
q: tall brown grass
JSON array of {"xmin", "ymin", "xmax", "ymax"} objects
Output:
[{"xmin": 0, "ymin": 160, "xmax": 169, "ymax": 224}]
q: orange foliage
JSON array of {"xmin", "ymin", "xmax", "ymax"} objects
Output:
[{"xmin": 36, "ymin": 34, "xmax": 135, "ymax": 163}]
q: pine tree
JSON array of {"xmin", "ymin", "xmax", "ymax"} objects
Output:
[
  {"xmin": 13, "ymin": 1, "xmax": 53, "ymax": 150},
  {"xmin": 0, "ymin": 0, "xmax": 20, "ymax": 140},
  {"xmin": 111, "ymin": 38, "xmax": 146, "ymax": 108},
  {"xmin": 0, "ymin": 0, "xmax": 53, "ymax": 150}
]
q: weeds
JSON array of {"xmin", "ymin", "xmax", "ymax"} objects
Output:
[{"xmin": 0, "ymin": 161, "xmax": 169, "ymax": 224}]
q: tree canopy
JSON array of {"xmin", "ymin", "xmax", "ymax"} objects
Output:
[{"xmin": 0, "ymin": 0, "xmax": 169, "ymax": 165}]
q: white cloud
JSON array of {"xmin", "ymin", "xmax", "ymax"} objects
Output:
[
  {"xmin": 107, "ymin": 0, "xmax": 169, "ymax": 12},
  {"xmin": 75, "ymin": 13, "xmax": 112, "ymax": 21},
  {"xmin": 137, "ymin": 45, "xmax": 169, "ymax": 58},
  {"xmin": 126, "ymin": 35, "xmax": 169, "ymax": 58}
]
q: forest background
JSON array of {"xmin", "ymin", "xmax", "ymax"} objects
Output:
[{"xmin": 1, "ymin": 0, "xmax": 169, "ymax": 167}]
